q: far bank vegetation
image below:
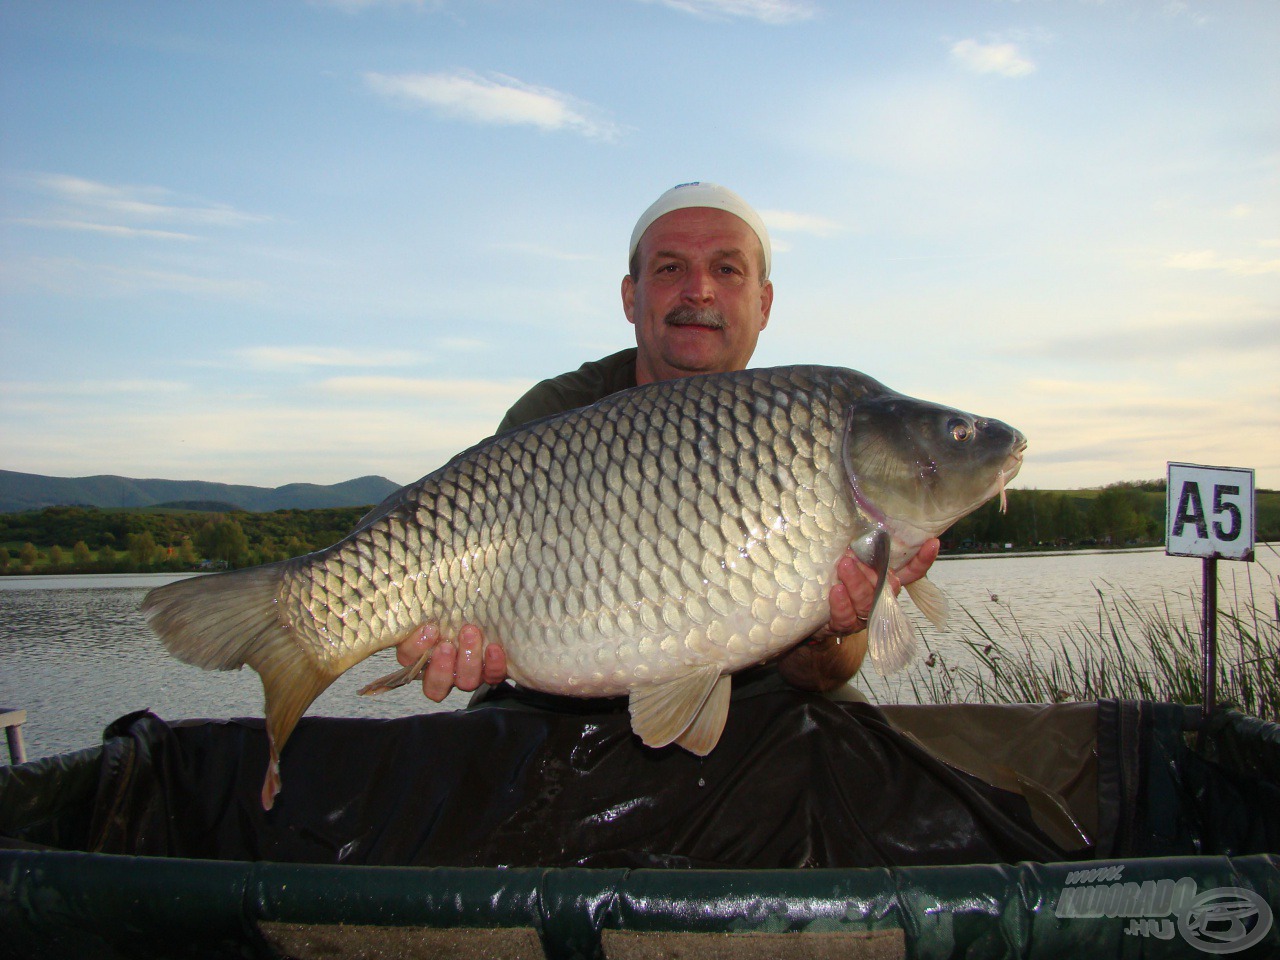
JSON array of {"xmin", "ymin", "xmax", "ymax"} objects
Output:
[{"xmin": 1, "ymin": 481, "xmax": 1277, "ymax": 575}]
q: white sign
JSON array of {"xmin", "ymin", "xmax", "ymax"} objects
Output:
[{"xmin": 1166, "ymin": 463, "xmax": 1255, "ymax": 561}]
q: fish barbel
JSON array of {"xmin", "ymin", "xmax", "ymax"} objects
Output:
[{"xmin": 142, "ymin": 366, "xmax": 1026, "ymax": 808}]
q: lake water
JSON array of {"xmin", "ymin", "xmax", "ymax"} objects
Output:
[{"xmin": 1, "ymin": 549, "xmax": 1276, "ymax": 762}]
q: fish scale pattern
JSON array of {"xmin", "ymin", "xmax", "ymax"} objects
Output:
[{"xmin": 280, "ymin": 366, "xmax": 871, "ymax": 695}]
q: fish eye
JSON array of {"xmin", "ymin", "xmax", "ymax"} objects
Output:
[{"xmin": 948, "ymin": 418, "xmax": 973, "ymax": 442}]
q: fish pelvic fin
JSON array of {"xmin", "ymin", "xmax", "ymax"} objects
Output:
[
  {"xmin": 628, "ymin": 664, "xmax": 726, "ymax": 754},
  {"xmin": 140, "ymin": 561, "xmax": 338, "ymax": 810},
  {"xmin": 904, "ymin": 577, "xmax": 949, "ymax": 630},
  {"xmin": 865, "ymin": 531, "xmax": 918, "ymax": 674},
  {"xmin": 358, "ymin": 640, "xmax": 432, "ymax": 696}
]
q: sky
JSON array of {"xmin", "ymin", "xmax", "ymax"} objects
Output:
[{"xmin": 1, "ymin": 0, "xmax": 1277, "ymax": 493}]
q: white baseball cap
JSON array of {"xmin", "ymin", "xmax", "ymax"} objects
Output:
[{"xmin": 628, "ymin": 181, "xmax": 771, "ymax": 279}]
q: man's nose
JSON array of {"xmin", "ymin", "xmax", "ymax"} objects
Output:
[{"xmin": 681, "ymin": 264, "xmax": 715, "ymax": 303}]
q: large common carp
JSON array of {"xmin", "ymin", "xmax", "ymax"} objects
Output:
[{"xmin": 143, "ymin": 366, "xmax": 1026, "ymax": 808}]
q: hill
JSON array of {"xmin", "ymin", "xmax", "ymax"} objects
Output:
[{"xmin": 0, "ymin": 470, "xmax": 401, "ymax": 514}]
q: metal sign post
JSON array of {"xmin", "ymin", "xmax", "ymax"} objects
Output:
[{"xmin": 1166, "ymin": 463, "xmax": 1255, "ymax": 731}]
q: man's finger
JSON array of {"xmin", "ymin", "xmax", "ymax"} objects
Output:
[
  {"xmin": 482, "ymin": 643, "xmax": 508, "ymax": 685},
  {"xmin": 895, "ymin": 538, "xmax": 940, "ymax": 586},
  {"xmin": 452, "ymin": 625, "xmax": 484, "ymax": 692},
  {"xmin": 396, "ymin": 623, "xmax": 439, "ymax": 667},
  {"xmin": 827, "ymin": 580, "xmax": 858, "ymax": 633},
  {"xmin": 421, "ymin": 641, "xmax": 457, "ymax": 702}
]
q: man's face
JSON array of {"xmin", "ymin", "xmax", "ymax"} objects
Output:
[{"xmin": 622, "ymin": 206, "xmax": 773, "ymax": 385}]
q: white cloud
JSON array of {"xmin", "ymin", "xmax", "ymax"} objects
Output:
[
  {"xmin": 321, "ymin": 376, "xmax": 533, "ymax": 402},
  {"xmin": 635, "ymin": 0, "xmax": 815, "ymax": 23},
  {"xmin": 1001, "ymin": 376, "xmax": 1280, "ymax": 490},
  {"xmin": 8, "ymin": 218, "xmax": 200, "ymax": 241},
  {"xmin": 0, "ymin": 377, "xmax": 535, "ymax": 487},
  {"xmin": 312, "ymin": 0, "xmax": 440, "ymax": 10},
  {"xmin": 29, "ymin": 173, "xmax": 268, "ymax": 229},
  {"xmin": 236, "ymin": 346, "xmax": 418, "ymax": 370},
  {"xmin": 1162, "ymin": 1, "xmax": 1212, "ymax": 27},
  {"xmin": 0, "ymin": 379, "xmax": 188, "ymax": 398},
  {"xmin": 494, "ymin": 241, "xmax": 603, "ymax": 262},
  {"xmin": 799, "ymin": 80, "xmax": 1007, "ymax": 176},
  {"xmin": 761, "ymin": 209, "xmax": 842, "ymax": 236},
  {"xmin": 1007, "ymin": 315, "xmax": 1280, "ymax": 363},
  {"xmin": 1165, "ymin": 250, "xmax": 1280, "ymax": 276},
  {"xmin": 365, "ymin": 70, "xmax": 623, "ymax": 141},
  {"xmin": 8, "ymin": 256, "xmax": 264, "ymax": 299},
  {"xmin": 950, "ymin": 39, "xmax": 1036, "ymax": 78}
]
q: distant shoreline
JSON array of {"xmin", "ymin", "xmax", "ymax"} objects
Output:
[{"xmin": 7, "ymin": 540, "xmax": 1275, "ymax": 579}]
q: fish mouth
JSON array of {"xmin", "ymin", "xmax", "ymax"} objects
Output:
[{"xmin": 995, "ymin": 442, "xmax": 1027, "ymax": 513}]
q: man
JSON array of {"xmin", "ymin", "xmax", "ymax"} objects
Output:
[{"xmin": 395, "ymin": 182, "xmax": 939, "ymax": 702}]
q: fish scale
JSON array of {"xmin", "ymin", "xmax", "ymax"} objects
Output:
[{"xmin": 142, "ymin": 364, "xmax": 1026, "ymax": 808}]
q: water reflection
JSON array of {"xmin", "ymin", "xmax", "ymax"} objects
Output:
[
  {"xmin": 0, "ymin": 552, "xmax": 1274, "ymax": 761},
  {"xmin": 0, "ymin": 574, "xmax": 462, "ymax": 761}
]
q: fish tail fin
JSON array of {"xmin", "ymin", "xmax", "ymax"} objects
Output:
[
  {"xmin": 141, "ymin": 562, "xmax": 336, "ymax": 810},
  {"xmin": 258, "ymin": 639, "xmax": 333, "ymax": 809}
]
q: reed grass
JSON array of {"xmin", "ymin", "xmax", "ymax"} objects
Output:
[{"xmin": 897, "ymin": 550, "xmax": 1280, "ymax": 723}]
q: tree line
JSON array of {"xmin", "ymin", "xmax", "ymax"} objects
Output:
[
  {"xmin": 0, "ymin": 504, "xmax": 369, "ymax": 574},
  {"xmin": 1, "ymin": 482, "xmax": 1275, "ymax": 574},
  {"xmin": 942, "ymin": 480, "xmax": 1278, "ymax": 551}
]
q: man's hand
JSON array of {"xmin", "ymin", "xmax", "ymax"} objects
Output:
[
  {"xmin": 778, "ymin": 538, "xmax": 941, "ymax": 690},
  {"xmin": 395, "ymin": 623, "xmax": 508, "ymax": 702}
]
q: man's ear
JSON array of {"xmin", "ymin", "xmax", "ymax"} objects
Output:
[
  {"xmin": 621, "ymin": 274, "xmax": 637, "ymax": 324},
  {"xmin": 758, "ymin": 279, "xmax": 774, "ymax": 330}
]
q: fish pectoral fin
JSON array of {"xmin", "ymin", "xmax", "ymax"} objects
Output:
[
  {"xmin": 628, "ymin": 664, "xmax": 724, "ymax": 752},
  {"xmin": 904, "ymin": 577, "xmax": 949, "ymax": 630},
  {"xmin": 674, "ymin": 674, "xmax": 732, "ymax": 756},
  {"xmin": 867, "ymin": 586, "xmax": 919, "ymax": 675}
]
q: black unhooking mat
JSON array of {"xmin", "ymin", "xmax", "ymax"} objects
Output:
[{"xmin": 9, "ymin": 675, "xmax": 1277, "ymax": 870}]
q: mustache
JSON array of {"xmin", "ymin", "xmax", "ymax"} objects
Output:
[{"xmin": 664, "ymin": 306, "xmax": 726, "ymax": 329}]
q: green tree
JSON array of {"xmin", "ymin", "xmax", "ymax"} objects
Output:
[
  {"xmin": 1087, "ymin": 488, "xmax": 1142, "ymax": 544},
  {"xmin": 0, "ymin": 547, "xmax": 9, "ymax": 572},
  {"xmin": 128, "ymin": 531, "xmax": 159, "ymax": 567},
  {"xmin": 48, "ymin": 545, "xmax": 65, "ymax": 567},
  {"xmin": 19, "ymin": 542, "xmax": 39, "ymax": 569},
  {"xmin": 73, "ymin": 540, "xmax": 93, "ymax": 566},
  {"xmin": 198, "ymin": 519, "xmax": 250, "ymax": 566}
]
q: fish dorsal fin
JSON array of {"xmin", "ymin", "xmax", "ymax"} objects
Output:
[
  {"xmin": 904, "ymin": 577, "xmax": 949, "ymax": 630},
  {"xmin": 865, "ymin": 531, "xmax": 918, "ymax": 674},
  {"xmin": 674, "ymin": 674, "xmax": 732, "ymax": 756},
  {"xmin": 628, "ymin": 664, "xmax": 723, "ymax": 751}
]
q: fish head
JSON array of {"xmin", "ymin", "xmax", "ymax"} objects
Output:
[{"xmin": 841, "ymin": 392, "xmax": 1027, "ymax": 546}]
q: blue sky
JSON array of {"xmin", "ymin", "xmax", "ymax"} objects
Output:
[{"xmin": 2, "ymin": 0, "xmax": 1277, "ymax": 491}]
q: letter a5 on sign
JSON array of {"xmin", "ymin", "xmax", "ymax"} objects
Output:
[{"xmin": 1166, "ymin": 463, "xmax": 1255, "ymax": 561}]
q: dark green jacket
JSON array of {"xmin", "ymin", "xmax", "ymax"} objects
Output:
[{"xmin": 495, "ymin": 348, "xmax": 638, "ymax": 435}]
